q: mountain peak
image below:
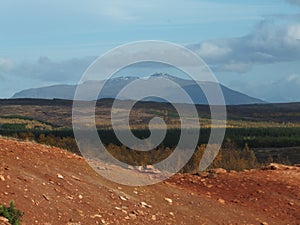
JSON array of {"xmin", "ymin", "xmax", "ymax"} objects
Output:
[{"xmin": 150, "ymin": 73, "xmax": 178, "ymax": 79}]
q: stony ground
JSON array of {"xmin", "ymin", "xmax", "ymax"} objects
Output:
[{"xmin": 0, "ymin": 138, "xmax": 299, "ymax": 225}]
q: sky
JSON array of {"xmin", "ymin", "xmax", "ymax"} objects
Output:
[{"xmin": 0, "ymin": 0, "xmax": 300, "ymax": 102}]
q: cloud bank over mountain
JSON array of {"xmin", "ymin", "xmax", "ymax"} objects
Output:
[
  {"xmin": 286, "ymin": 0, "xmax": 300, "ymax": 6},
  {"xmin": 0, "ymin": 57, "xmax": 95, "ymax": 83},
  {"xmin": 189, "ymin": 20, "xmax": 300, "ymax": 73}
]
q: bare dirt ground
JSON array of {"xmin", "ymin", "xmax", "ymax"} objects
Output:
[{"xmin": 0, "ymin": 138, "xmax": 299, "ymax": 225}]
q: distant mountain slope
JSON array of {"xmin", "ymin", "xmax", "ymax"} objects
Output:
[
  {"xmin": 13, "ymin": 84, "xmax": 76, "ymax": 99},
  {"xmin": 12, "ymin": 73, "xmax": 264, "ymax": 105}
]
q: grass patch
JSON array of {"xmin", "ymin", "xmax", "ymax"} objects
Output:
[{"xmin": 0, "ymin": 201, "xmax": 23, "ymax": 225}]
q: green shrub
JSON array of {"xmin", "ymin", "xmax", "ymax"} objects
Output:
[{"xmin": 0, "ymin": 201, "xmax": 23, "ymax": 225}]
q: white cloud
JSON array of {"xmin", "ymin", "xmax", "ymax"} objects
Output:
[
  {"xmin": 287, "ymin": 24, "xmax": 300, "ymax": 41},
  {"xmin": 221, "ymin": 62, "xmax": 252, "ymax": 73},
  {"xmin": 286, "ymin": 0, "xmax": 300, "ymax": 6},
  {"xmin": 0, "ymin": 57, "xmax": 95, "ymax": 83},
  {"xmin": 263, "ymin": 74, "xmax": 300, "ymax": 102},
  {"xmin": 229, "ymin": 73, "xmax": 300, "ymax": 102},
  {"xmin": 67, "ymin": 0, "xmax": 273, "ymax": 25},
  {"xmin": 101, "ymin": 7, "xmax": 137, "ymax": 21},
  {"xmin": 189, "ymin": 21, "xmax": 300, "ymax": 73},
  {"xmin": 195, "ymin": 43, "xmax": 232, "ymax": 59},
  {"xmin": 0, "ymin": 58, "xmax": 14, "ymax": 71},
  {"xmin": 94, "ymin": 0, "xmax": 140, "ymax": 21},
  {"xmin": 286, "ymin": 74, "xmax": 300, "ymax": 83}
]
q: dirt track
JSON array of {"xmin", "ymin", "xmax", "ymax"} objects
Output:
[{"xmin": 0, "ymin": 138, "xmax": 299, "ymax": 225}]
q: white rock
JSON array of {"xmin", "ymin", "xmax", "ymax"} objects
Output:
[
  {"xmin": 210, "ymin": 168, "xmax": 227, "ymax": 174},
  {"xmin": 119, "ymin": 196, "xmax": 127, "ymax": 201},
  {"xmin": 129, "ymin": 213, "xmax": 137, "ymax": 219},
  {"xmin": 140, "ymin": 201, "xmax": 152, "ymax": 208},
  {"xmin": 164, "ymin": 197, "xmax": 173, "ymax": 204},
  {"xmin": 218, "ymin": 198, "xmax": 225, "ymax": 204},
  {"xmin": 90, "ymin": 214, "xmax": 102, "ymax": 219},
  {"xmin": 57, "ymin": 173, "xmax": 64, "ymax": 179},
  {"xmin": 0, "ymin": 175, "xmax": 5, "ymax": 181}
]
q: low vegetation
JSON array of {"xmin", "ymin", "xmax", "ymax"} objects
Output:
[
  {"xmin": 0, "ymin": 127, "xmax": 298, "ymax": 165},
  {"xmin": 0, "ymin": 130, "xmax": 294, "ymax": 172},
  {"xmin": 0, "ymin": 99, "xmax": 299, "ymax": 172},
  {"xmin": 0, "ymin": 116, "xmax": 55, "ymax": 130},
  {"xmin": 0, "ymin": 201, "xmax": 23, "ymax": 225}
]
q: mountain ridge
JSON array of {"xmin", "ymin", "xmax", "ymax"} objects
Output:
[{"xmin": 12, "ymin": 73, "xmax": 265, "ymax": 105}]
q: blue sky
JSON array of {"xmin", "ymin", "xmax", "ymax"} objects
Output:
[{"xmin": 0, "ymin": 0, "xmax": 300, "ymax": 102}]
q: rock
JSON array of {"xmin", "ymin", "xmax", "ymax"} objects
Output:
[
  {"xmin": 57, "ymin": 173, "xmax": 64, "ymax": 179},
  {"xmin": 140, "ymin": 201, "xmax": 152, "ymax": 208},
  {"xmin": 257, "ymin": 190, "xmax": 264, "ymax": 194},
  {"xmin": 42, "ymin": 194, "xmax": 50, "ymax": 201},
  {"xmin": 0, "ymin": 175, "xmax": 5, "ymax": 181},
  {"xmin": 134, "ymin": 165, "xmax": 161, "ymax": 174},
  {"xmin": 218, "ymin": 198, "xmax": 225, "ymax": 204},
  {"xmin": 0, "ymin": 216, "xmax": 10, "ymax": 225},
  {"xmin": 71, "ymin": 175, "xmax": 81, "ymax": 181},
  {"xmin": 146, "ymin": 165, "xmax": 155, "ymax": 170},
  {"xmin": 119, "ymin": 196, "xmax": 127, "ymax": 201},
  {"xmin": 136, "ymin": 210, "xmax": 144, "ymax": 216},
  {"xmin": 151, "ymin": 215, "xmax": 157, "ymax": 221},
  {"xmin": 263, "ymin": 163, "xmax": 294, "ymax": 170},
  {"xmin": 193, "ymin": 172, "xmax": 209, "ymax": 177},
  {"xmin": 264, "ymin": 163, "xmax": 281, "ymax": 170},
  {"xmin": 144, "ymin": 165, "xmax": 161, "ymax": 174},
  {"xmin": 0, "ymin": 217, "xmax": 9, "ymax": 223},
  {"xmin": 78, "ymin": 194, "xmax": 83, "ymax": 199},
  {"xmin": 128, "ymin": 213, "xmax": 137, "ymax": 219},
  {"xmin": 96, "ymin": 166, "xmax": 106, "ymax": 170},
  {"xmin": 164, "ymin": 197, "xmax": 173, "ymax": 204},
  {"xmin": 261, "ymin": 222, "xmax": 268, "ymax": 225},
  {"xmin": 136, "ymin": 166, "xmax": 143, "ymax": 172},
  {"xmin": 209, "ymin": 168, "xmax": 227, "ymax": 174},
  {"xmin": 90, "ymin": 214, "xmax": 102, "ymax": 219},
  {"xmin": 127, "ymin": 165, "xmax": 135, "ymax": 170}
]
